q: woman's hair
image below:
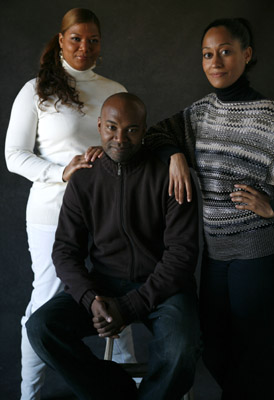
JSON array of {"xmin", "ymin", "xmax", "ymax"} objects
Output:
[
  {"xmin": 37, "ymin": 8, "xmax": 101, "ymax": 111},
  {"xmin": 201, "ymin": 18, "xmax": 257, "ymax": 71}
]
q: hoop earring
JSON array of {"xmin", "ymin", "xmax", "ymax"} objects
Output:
[{"xmin": 59, "ymin": 49, "xmax": 63, "ymax": 62}]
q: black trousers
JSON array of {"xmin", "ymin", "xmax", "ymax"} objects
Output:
[
  {"xmin": 26, "ymin": 276, "xmax": 201, "ymax": 400},
  {"xmin": 200, "ymin": 253, "xmax": 274, "ymax": 400}
]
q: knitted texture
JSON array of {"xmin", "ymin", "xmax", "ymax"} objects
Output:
[{"xmin": 146, "ymin": 93, "xmax": 274, "ymax": 260}]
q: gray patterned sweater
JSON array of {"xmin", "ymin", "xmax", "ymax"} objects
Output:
[{"xmin": 145, "ymin": 92, "xmax": 274, "ymax": 260}]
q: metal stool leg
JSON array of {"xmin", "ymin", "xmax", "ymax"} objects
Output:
[
  {"xmin": 183, "ymin": 387, "xmax": 194, "ymax": 400},
  {"xmin": 104, "ymin": 337, "xmax": 114, "ymax": 360}
]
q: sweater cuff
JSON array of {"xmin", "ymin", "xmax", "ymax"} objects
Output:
[
  {"xmin": 116, "ymin": 294, "xmax": 139, "ymax": 325},
  {"xmin": 80, "ymin": 290, "xmax": 96, "ymax": 313},
  {"xmin": 58, "ymin": 165, "xmax": 67, "ymax": 183},
  {"xmin": 45, "ymin": 163, "xmax": 67, "ymax": 183},
  {"xmin": 116, "ymin": 289, "xmax": 152, "ymax": 324}
]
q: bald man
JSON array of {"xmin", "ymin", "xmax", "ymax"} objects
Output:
[{"xmin": 26, "ymin": 93, "xmax": 201, "ymax": 400}]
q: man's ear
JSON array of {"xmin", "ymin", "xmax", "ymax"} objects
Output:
[{"xmin": 97, "ymin": 117, "xmax": 101, "ymax": 134}]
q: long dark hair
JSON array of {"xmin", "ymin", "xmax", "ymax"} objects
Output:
[
  {"xmin": 201, "ymin": 18, "xmax": 257, "ymax": 72},
  {"xmin": 37, "ymin": 8, "xmax": 101, "ymax": 111}
]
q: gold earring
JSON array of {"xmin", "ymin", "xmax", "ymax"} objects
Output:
[{"xmin": 59, "ymin": 49, "xmax": 63, "ymax": 62}]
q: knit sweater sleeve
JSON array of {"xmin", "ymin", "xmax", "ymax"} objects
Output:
[
  {"xmin": 5, "ymin": 80, "xmax": 65, "ymax": 183},
  {"xmin": 267, "ymin": 160, "xmax": 274, "ymax": 186},
  {"xmin": 267, "ymin": 162, "xmax": 274, "ymax": 210},
  {"xmin": 144, "ymin": 107, "xmax": 197, "ymax": 168},
  {"xmin": 116, "ymin": 179, "xmax": 199, "ymax": 324}
]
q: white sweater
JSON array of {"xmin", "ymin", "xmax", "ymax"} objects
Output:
[{"xmin": 5, "ymin": 60, "xmax": 126, "ymax": 225}]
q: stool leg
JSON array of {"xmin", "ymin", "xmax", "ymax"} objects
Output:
[
  {"xmin": 104, "ymin": 337, "xmax": 114, "ymax": 361},
  {"xmin": 183, "ymin": 387, "xmax": 194, "ymax": 400}
]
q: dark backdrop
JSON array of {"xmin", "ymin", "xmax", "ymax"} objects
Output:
[{"xmin": 1, "ymin": 0, "xmax": 274, "ymax": 399}]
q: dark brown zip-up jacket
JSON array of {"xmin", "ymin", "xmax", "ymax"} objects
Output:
[{"xmin": 52, "ymin": 149, "xmax": 199, "ymax": 324}]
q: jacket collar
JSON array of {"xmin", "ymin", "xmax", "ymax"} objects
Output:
[{"xmin": 101, "ymin": 148, "xmax": 148, "ymax": 177}]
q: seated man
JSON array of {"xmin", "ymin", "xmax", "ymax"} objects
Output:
[{"xmin": 26, "ymin": 93, "xmax": 201, "ymax": 400}]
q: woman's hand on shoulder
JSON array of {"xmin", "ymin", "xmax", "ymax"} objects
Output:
[
  {"xmin": 169, "ymin": 153, "xmax": 192, "ymax": 204},
  {"xmin": 85, "ymin": 146, "xmax": 104, "ymax": 163},
  {"xmin": 62, "ymin": 154, "xmax": 92, "ymax": 182},
  {"xmin": 63, "ymin": 146, "xmax": 104, "ymax": 182},
  {"xmin": 230, "ymin": 184, "xmax": 274, "ymax": 218}
]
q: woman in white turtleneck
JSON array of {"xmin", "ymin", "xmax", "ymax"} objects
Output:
[{"xmin": 5, "ymin": 8, "xmax": 136, "ymax": 400}]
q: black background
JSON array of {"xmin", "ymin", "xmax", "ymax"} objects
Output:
[{"xmin": 1, "ymin": 0, "xmax": 274, "ymax": 398}]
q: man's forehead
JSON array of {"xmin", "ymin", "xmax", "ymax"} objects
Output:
[
  {"xmin": 101, "ymin": 102, "xmax": 121, "ymax": 115},
  {"xmin": 101, "ymin": 100, "xmax": 143, "ymax": 121}
]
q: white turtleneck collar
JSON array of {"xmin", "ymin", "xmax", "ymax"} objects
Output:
[{"xmin": 62, "ymin": 59, "xmax": 96, "ymax": 82}]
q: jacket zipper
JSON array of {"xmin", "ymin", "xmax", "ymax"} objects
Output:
[
  {"xmin": 117, "ymin": 163, "xmax": 121, "ymax": 176},
  {"xmin": 118, "ymin": 163, "xmax": 135, "ymax": 280}
]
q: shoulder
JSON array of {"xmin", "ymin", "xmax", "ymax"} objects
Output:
[
  {"xmin": 69, "ymin": 159, "xmax": 104, "ymax": 186},
  {"xmin": 188, "ymin": 93, "xmax": 274, "ymax": 116},
  {"xmin": 10, "ymin": 78, "xmax": 39, "ymax": 114},
  {"xmin": 177, "ymin": 94, "xmax": 215, "ymax": 125},
  {"xmin": 92, "ymin": 73, "xmax": 126, "ymax": 93},
  {"xmin": 14, "ymin": 78, "xmax": 38, "ymax": 101},
  {"xmin": 242, "ymin": 99, "xmax": 274, "ymax": 124},
  {"xmin": 70, "ymin": 166, "xmax": 95, "ymax": 186},
  {"xmin": 254, "ymin": 99, "xmax": 274, "ymax": 112},
  {"xmin": 144, "ymin": 149, "xmax": 169, "ymax": 175},
  {"xmin": 20, "ymin": 78, "xmax": 37, "ymax": 93},
  {"xmin": 190, "ymin": 93, "xmax": 216, "ymax": 109}
]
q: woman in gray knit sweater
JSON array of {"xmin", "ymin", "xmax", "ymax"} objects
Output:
[{"xmin": 145, "ymin": 18, "xmax": 274, "ymax": 399}]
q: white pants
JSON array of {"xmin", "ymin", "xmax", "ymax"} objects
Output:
[{"xmin": 21, "ymin": 223, "xmax": 136, "ymax": 400}]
